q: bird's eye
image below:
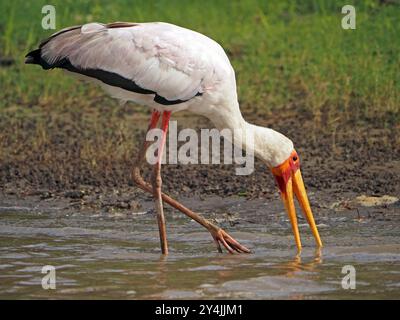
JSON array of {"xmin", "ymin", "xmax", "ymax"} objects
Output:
[{"xmin": 293, "ymin": 156, "xmax": 298, "ymax": 161}]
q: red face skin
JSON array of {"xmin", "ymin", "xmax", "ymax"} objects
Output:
[{"xmin": 271, "ymin": 150, "xmax": 300, "ymax": 194}]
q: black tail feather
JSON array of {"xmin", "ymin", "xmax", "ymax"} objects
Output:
[
  {"xmin": 25, "ymin": 49, "xmax": 41, "ymax": 65},
  {"xmin": 25, "ymin": 48, "xmax": 53, "ymax": 69}
]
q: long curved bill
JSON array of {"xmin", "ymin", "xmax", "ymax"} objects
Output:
[{"xmin": 280, "ymin": 169, "xmax": 323, "ymax": 252}]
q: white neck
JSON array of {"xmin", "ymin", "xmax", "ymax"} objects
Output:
[{"xmin": 193, "ymin": 99, "xmax": 294, "ymax": 167}]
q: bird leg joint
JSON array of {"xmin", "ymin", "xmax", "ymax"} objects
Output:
[{"xmin": 152, "ymin": 169, "xmax": 162, "ymax": 190}]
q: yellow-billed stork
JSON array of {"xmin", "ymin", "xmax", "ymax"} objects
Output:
[{"xmin": 26, "ymin": 22, "xmax": 323, "ymax": 255}]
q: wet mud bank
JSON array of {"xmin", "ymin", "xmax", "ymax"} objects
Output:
[{"xmin": 1, "ymin": 110, "xmax": 399, "ymax": 200}]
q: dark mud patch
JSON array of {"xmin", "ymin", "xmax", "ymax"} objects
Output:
[{"xmin": 1, "ymin": 105, "xmax": 399, "ymax": 203}]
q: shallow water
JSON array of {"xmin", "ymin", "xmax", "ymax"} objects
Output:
[{"xmin": 0, "ymin": 196, "xmax": 399, "ymax": 299}]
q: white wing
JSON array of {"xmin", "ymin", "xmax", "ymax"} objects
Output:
[{"xmin": 37, "ymin": 22, "xmax": 230, "ymax": 104}]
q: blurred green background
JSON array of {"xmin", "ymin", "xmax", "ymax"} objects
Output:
[{"xmin": 1, "ymin": 0, "xmax": 399, "ymax": 121}]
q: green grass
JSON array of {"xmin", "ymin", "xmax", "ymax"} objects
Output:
[{"xmin": 0, "ymin": 0, "xmax": 399, "ymax": 122}]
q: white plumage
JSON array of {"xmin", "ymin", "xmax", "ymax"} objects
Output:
[{"xmin": 41, "ymin": 22, "xmax": 229, "ymax": 109}]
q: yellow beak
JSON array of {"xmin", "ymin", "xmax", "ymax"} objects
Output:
[{"xmin": 280, "ymin": 169, "xmax": 323, "ymax": 252}]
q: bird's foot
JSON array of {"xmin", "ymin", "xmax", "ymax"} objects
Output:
[{"xmin": 207, "ymin": 224, "xmax": 251, "ymax": 254}]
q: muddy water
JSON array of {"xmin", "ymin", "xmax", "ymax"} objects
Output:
[{"xmin": 0, "ymin": 195, "xmax": 399, "ymax": 299}]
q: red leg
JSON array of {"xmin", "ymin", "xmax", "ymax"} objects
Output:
[
  {"xmin": 152, "ymin": 111, "xmax": 171, "ymax": 255},
  {"xmin": 141, "ymin": 110, "xmax": 161, "ymax": 162}
]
